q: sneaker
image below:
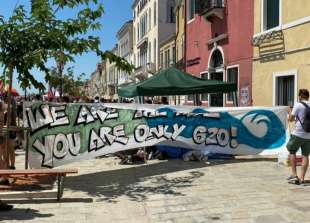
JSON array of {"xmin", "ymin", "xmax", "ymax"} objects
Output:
[
  {"xmin": 287, "ymin": 176, "xmax": 300, "ymax": 185},
  {"xmin": 287, "ymin": 175, "xmax": 298, "ymax": 181},
  {"xmin": 299, "ymin": 180, "xmax": 309, "ymax": 186},
  {"xmin": 0, "ymin": 201, "xmax": 13, "ymax": 211}
]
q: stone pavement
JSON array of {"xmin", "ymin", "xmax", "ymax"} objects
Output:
[{"xmin": 1, "ymin": 154, "xmax": 310, "ymax": 223}]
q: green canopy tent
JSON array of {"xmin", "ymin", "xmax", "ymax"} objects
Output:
[{"xmin": 118, "ymin": 67, "xmax": 238, "ymax": 105}]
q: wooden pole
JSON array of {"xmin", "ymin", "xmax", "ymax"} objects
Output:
[{"xmin": 25, "ymin": 130, "xmax": 30, "ymax": 170}]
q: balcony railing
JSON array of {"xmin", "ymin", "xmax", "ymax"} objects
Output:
[
  {"xmin": 206, "ymin": 0, "xmax": 225, "ymax": 9},
  {"xmin": 200, "ymin": 0, "xmax": 225, "ymax": 22},
  {"xmin": 135, "ymin": 62, "xmax": 156, "ymax": 74}
]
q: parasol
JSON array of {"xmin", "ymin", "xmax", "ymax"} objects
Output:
[{"xmin": 4, "ymin": 86, "xmax": 20, "ymax": 97}]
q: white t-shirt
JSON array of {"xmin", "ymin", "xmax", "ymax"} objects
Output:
[{"xmin": 292, "ymin": 100, "xmax": 310, "ymax": 139}]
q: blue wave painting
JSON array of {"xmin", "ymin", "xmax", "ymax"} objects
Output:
[{"xmin": 146, "ymin": 107, "xmax": 286, "ymax": 150}]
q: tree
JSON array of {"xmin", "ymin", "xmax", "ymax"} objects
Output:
[
  {"xmin": 0, "ymin": 0, "xmax": 133, "ymax": 91},
  {"xmin": 48, "ymin": 66, "xmax": 86, "ymax": 97}
]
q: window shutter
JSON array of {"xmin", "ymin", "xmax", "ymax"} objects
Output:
[
  {"xmin": 195, "ymin": 0, "xmax": 204, "ymax": 14},
  {"xmin": 267, "ymin": 0, "xmax": 279, "ymax": 30}
]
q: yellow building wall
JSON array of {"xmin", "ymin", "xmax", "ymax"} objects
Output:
[
  {"xmin": 253, "ymin": 0, "xmax": 310, "ymax": 106},
  {"xmin": 253, "ymin": 49, "xmax": 310, "ymax": 106},
  {"xmin": 253, "ymin": 0, "xmax": 261, "ymax": 34},
  {"xmin": 254, "ymin": 0, "xmax": 310, "ymax": 34},
  {"xmin": 282, "ymin": 1, "xmax": 310, "ymax": 24},
  {"xmin": 160, "ymin": 37, "xmax": 175, "ymax": 69}
]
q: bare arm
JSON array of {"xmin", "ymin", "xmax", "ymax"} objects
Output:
[
  {"xmin": 288, "ymin": 113, "xmax": 295, "ymax": 122},
  {"xmin": 288, "ymin": 106, "xmax": 296, "ymax": 122}
]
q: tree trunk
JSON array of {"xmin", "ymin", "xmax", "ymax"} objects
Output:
[{"xmin": 4, "ymin": 63, "xmax": 14, "ymax": 168}]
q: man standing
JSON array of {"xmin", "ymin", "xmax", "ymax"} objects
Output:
[{"xmin": 287, "ymin": 89, "xmax": 310, "ymax": 185}]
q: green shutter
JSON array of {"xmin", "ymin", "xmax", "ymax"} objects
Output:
[
  {"xmin": 190, "ymin": 0, "xmax": 195, "ymax": 19},
  {"xmin": 267, "ymin": 0, "xmax": 279, "ymax": 29}
]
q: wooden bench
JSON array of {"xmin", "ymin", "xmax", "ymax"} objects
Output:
[{"xmin": 0, "ymin": 169, "xmax": 78, "ymax": 201}]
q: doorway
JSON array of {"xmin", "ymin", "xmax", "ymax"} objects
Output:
[
  {"xmin": 210, "ymin": 72, "xmax": 224, "ymax": 107},
  {"xmin": 208, "ymin": 47, "xmax": 225, "ymax": 107}
]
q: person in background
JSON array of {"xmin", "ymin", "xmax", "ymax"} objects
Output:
[
  {"xmin": 100, "ymin": 98, "xmax": 105, "ymax": 103},
  {"xmin": 0, "ymin": 98, "xmax": 9, "ymax": 185},
  {"xmin": 287, "ymin": 89, "xmax": 310, "ymax": 185},
  {"xmin": 94, "ymin": 96, "xmax": 99, "ymax": 103},
  {"xmin": 161, "ymin": 97, "xmax": 168, "ymax": 105},
  {"xmin": 3, "ymin": 94, "xmax": 17, "ymax": 170},
  {"xmin": 61, "ymin": 96, "xmax": 70, "ymax": 103}
]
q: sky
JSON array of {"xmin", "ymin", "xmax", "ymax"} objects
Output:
[{"xmin": 0, "ymin": 0, "xmax": 133, "ymax": 94}]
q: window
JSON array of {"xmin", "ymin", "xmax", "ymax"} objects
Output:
[
  {"xmin": 137, "ymin": 24, "xmax": 140, "ymax": 41},
  {"xmin": 188, "ymin": 95, "xmax": 194, "ymax": 101},
  {"xmin": 139, "ymin": 0, "xmax": 148, "ymax": 13},
  {"xmin": 149, "ymin": 8, "xmax": 151, "ymax": 31},
  {"xmin": 181, "ymin": 35, "xmax": 184, "ymax": 58},
  {"xmin": 154, "ymin": 39, "xmax": 157, "ymax": 65},
  {"xmin": 164, "ymin": 50, "xmax": 168, "ymax": 69},
  {"xmin": 134, "ymin": 55, "xmax": 135, "ymax": 66},
  {"xmin": 160, "ymin": 52, "xmax": 163, "ymax": 69},
  {"xmin": 263, "ymin": 0, "xmax": 280, "ymax": 31},
  {"xmin": 201, "ymin": 73, "xmax": 208, "ymax": 101},
  {"xmin": 172, "ymin": 46, "xmax": 176, "ymax": 64},
  {"xmin": 154, "ymin": 2, "xmax": 157, "ymax": 26},
  {"xmin": 188, "ymin": 0, "xmax": 203, "ymax": 21},
  {"xmin": 177, "ymin": 10, "xmax": 179, "ymax": 31},
  {"xmin": 139, "ymin": 13, "xmax": 148, "ymax": 39},
  {"xmin": 148, "ymin": 42, "xmax": 152, "ymax": 63},
  {"xmin": 167, "ymin": 0, "xmax": 175, "ymax": 23},
  {"xmin": 227, "ymin": 67, "xmax": 238, "ymax": 102},
  {"xmin": 167, "ymin": 49, "xmax": 170, "ymax": 67},
  {"xmin": 140, "ymin": 46, "xmax": 148, "ymax": 67},
  {"xmin": 188, "ymin": 0, "xmax": 195, "ymax": 20},
  {"xmin": 210, "ymin": 49, "xmax": 224, "ymax": 68},
  {"xmin": 275, "ymin": 75, "xmax": 295, "ymax": 106}
]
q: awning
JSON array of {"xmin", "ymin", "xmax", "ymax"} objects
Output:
[{"xmin": 118, "ymin": 67, "xmax": 237, "ymax": 97}]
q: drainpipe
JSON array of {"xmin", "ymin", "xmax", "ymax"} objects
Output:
[{"xmin": 182, "ymin": 0, "xmax": 188, "ymax": 105}]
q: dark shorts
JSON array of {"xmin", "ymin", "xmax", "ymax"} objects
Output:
[
  {"xmin": 9, "ymin": 132, "xmax": 16, "ymax": 140},
  {"xmin": 287, "ymin": 135, "xmax": 310, "ymax": 156}
]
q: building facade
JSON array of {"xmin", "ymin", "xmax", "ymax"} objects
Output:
[
  {"xmin": 132, "ymin": 0, "xmax": 176, "ymax": 80},
  {"xmin": 186, "ymin": 0, "xmax": 254, "ymax": 107},
  {"xmin": 175, "ymin": 0, "xmax": 186, "ymax": 71},
  {"xmin": 106, "ymin": 45, "xmax": 119, "ymax": 100},
  {"xmin": 159, "ymin": 35, "xmax": 176, "ymax": 70},
  {"xmin": 252, "ymin": 0, "xmax": 310, "ymax": 106},
  {"xmin": 85, "ymin": 62, "xmax": 107, "ymax": 99},
  {"xmin": 117, "ymin": 20, "xmax": 134, "ymax": 87}
]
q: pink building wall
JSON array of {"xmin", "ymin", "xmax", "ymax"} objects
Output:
[{"xmin": 186, "ymin": 0, "xmax": 254, "ymax": 106}]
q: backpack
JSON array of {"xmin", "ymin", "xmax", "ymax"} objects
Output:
[{"xmin": 297, "ymin": 102, "xmax": 310, "ymax": 132}]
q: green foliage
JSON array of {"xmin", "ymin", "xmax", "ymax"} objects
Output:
[
  {"xmin": 0, "ymin": 0, "xmax": 134, "ymax": 91},
  {"xmin": 0, "ymin": 74, "xmax": 9, "ymax": 85},
  {"xmin": 47, "ymin": 66, "xmax": 86, "ymax": 97}
]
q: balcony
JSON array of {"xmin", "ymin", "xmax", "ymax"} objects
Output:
[
  {"xmin": 133, "ymin": 63, "xmax": 156, "ymax": 80},
  {"xmin": 200, "ymin": 0, "xmax": 225, "ymax": 22}
]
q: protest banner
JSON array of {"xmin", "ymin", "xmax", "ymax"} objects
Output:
[{"xmin": 23, "ymin": 102, "xmax": 288, "ymax": 168}]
